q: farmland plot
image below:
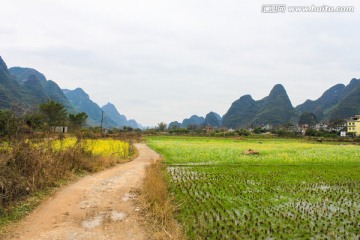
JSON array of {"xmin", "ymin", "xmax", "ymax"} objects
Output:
[
  {"xmin": 147, "ymin": 137, "xmax": 360, "ymax": 239},
  {"xmin": 52, "ymin": 137, "xmax": 131, "ymax": 158}
]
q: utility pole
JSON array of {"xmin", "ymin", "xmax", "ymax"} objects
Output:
[{"xmin": 100, "ymin": 110, "xmax": 104, "ymax": 138}]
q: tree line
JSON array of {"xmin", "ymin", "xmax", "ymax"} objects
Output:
[{"xmin": 0, "ymin": 100, "xmax": 87, "ymax": 138}]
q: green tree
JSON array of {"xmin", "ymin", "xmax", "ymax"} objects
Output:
[
  {"xmin": 237, "ymin": 129, "xmax": 250, "ymax": 136},
  {"xmin": 123, "ymin": 126, "xmax": 133, "ymax": 132},
  {"xmin": 157, "ymin": 122, "xmax": 167, "ymax": 131},
  {"xmin": 69, "ymin": 112, "xmax": 88, "ymax": 131},
  {"xmin": 0, "ymin": 110, "xmax": 20, "ymax": 137},
  {"xmin": 299, "ymin": 112, "xmax": 318, "ymax": 126},
  {"xmin": 24, "ymin": 112, "xmax": 44, "ymax": 131},
  {"xmin": 39, "ymin": 101, "xmax": 68, "ymax": 130},
  {"xmin": 253, "ymin": 127, "xmax": 266, "ymax": 134}
]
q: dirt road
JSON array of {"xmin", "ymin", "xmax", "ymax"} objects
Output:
[{"xmin": 6, "ymin": 143, "xmax": 160, "ymax": 240}]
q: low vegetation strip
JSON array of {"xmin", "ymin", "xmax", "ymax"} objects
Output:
[
  {"xmin": 0, "ymin": 136, "xmax": 131, "ymax": 232},
  {"xmin": 148, "ymin": 136, "xmax": 360, "ymax": 165},
  {"xmin": 147, "ymin": 136, "xmax": 360, "ymax": 239}
]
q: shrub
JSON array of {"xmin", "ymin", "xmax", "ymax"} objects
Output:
[
  {"xmin": 237, "ymin": 129, "xmax": 250, "ymax": 136},
  {"xmin": 0, "ymin": 137, "xmax": 128, "ymax": 214},
  {"xmin": 0, "ymin": 140, "xmax": 79, "ymax": 210},
  {"xmin": 0, "ymin": 110, "xmax": 21, "ymax": 138}
]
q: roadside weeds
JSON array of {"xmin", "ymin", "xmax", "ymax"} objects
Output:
[
  {"xmin": 0, "ymin": 138, "xmax": 138, "ymax": 238},
  {"xmin": 140, "ymin": 158, "xmax": 185, "ymax": 240}
]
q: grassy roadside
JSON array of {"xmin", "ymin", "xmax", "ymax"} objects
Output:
[
  {"xmin": 0, "ymin": 137, "xmax": 138, "ymax": 238},
  {"xmin": 0, "ymin": 175, "xmax": 82, "ymax": 237},
  {"xmin": 140, "ymin": 158, "xmax": 185, "ymax": 240}
]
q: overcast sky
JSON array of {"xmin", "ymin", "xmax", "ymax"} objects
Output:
[{"xmin": 1, "ymin": 0, "xmax": 359, "ymax": 126}]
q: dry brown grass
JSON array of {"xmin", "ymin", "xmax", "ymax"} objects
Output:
[
  {"xmin": 0, "ymin": 136, "xmax": 139, "ymax": 238},
  {"xmin": 141, "ymin": 159, "xmax": 185, "ymax": 240},
  {"xmin": 0, "ymin": 137, "xmax": 121, "ymax": 216}
]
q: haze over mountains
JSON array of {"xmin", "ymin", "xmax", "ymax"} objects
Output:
[
  {"xmin": 101, "ymin": 103, "xmax": 141, "ymax": 129},
  {"xmin": 1, "ymin": 56, "xmax": 359, "ymax": 129},
  {"xmin": 0, "ymin": 56, "xmax": 140, "ymax": 129}
]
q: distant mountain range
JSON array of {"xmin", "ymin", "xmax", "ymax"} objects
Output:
[
  {"xmin": 62, "ymin": 88, "xmax": 116, "ymax": 128},
  {"xmin": 9, "ymin": 67, "xmax": 75, "ymax": 112},
  {"xmin": 223, "ymin": 79, "xmax": 360, "ymax": 128},
  {"xmin": 101, "ymin": 103, "xmax": 141, "ymax": 129},
  {"xmin": 222, "ymin": 84, "xmax": 298, "ymax": 128},
  {"xmin": 204, "ymin": 112, "xmax": 222, "ymax": 127},
  {"xmin": 2, "ymin": 56, "xmax": 359, "ymax": 129},
  {"xmin": 169, "ymin": 79, "xmax": 360, "ymax": 129},
  {"xmin": 63, "ymin": 89, "xmax": 141, "ymax": 129},
  {"xmin": 0, "ymin": 56, "xmax": 141, "ymax": 129},
  {"xmin": 101, "ymin": 102, "xmax": 141, "ymax": 129},
  {"xmin": 296, "ymin": 78, "xmax": 360, "ymax": 122},
  {"xmin": 0, "ymin": 57, "xmax": 73, "ymax": 112},
  {"xmin": 101, "ymin": 103, "xmax": 128, "ymax": 127},
  {"xmin": 169, "ymin": 112, "xmax": 222, "ymax": 129}
]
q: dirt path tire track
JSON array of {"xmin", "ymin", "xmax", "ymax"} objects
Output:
[{"xmin": 6, "ymin": 143, "xmax": 160, "ymax": 240}]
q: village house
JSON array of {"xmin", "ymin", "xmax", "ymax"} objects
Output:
[
  {"xmin": 347, "ymin": 115, "xmax": 360, "ymax": 136},
  {"xmin": 204, "ymin": 124, "xmax": 213, "ymax": 134},
  {"xmin": 51, "ymin": 126, "xmax": 68, "ymax": 133}
]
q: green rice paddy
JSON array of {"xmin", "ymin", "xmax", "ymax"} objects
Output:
[{"xmin": 147, "ymin": 136, "xmax": 360, "ymax": 239}]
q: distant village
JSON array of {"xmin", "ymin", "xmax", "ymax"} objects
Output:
[
  {"xmin": 166, "ymin": 114, "xmax": 360, "ymax": 139},
  {"xmin": 214, "ymin": 115, "xmax": 360, "ymax": 138}
]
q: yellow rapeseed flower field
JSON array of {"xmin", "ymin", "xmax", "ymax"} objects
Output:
[
  {"xmin": 84, "ymin": 139, "xmax": 130, "ymax": 158},
  {"xmin": 52, "ymin": 137, "xmax": 130, "ymax": 158}
]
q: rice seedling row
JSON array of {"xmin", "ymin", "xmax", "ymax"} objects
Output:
[{"xmin": 147, "ymin": 137, "xmax": 360, "ymax": 239}]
